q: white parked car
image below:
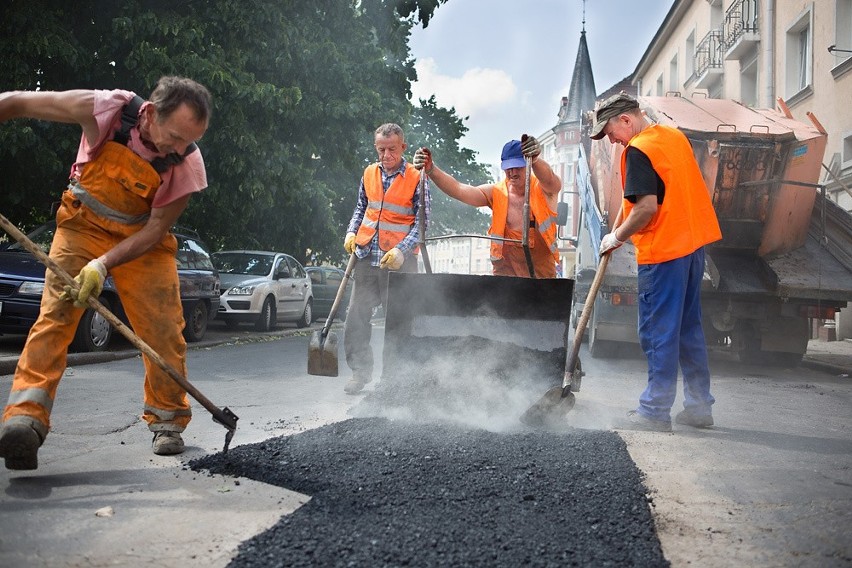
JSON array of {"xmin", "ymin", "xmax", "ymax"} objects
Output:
[{"xmin": 212, "ymin": 250, "xmax": 313, "ymax": 331}]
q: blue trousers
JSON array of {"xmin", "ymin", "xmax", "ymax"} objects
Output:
[{"xmin": 636, "ymin": 247, "xmax": 714, "ymax": 422}]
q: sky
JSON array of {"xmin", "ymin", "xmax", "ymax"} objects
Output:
[{"xmin": 409, "ymin": 0, "xmax": 675, "ymax": 170}]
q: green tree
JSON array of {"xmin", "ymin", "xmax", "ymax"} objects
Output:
[{"xmin": 0, "ymin": 1, "xmax": 494, "ymax": 264}]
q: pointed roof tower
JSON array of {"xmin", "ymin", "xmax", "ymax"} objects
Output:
[{"xmin": 558, "ymin": 11, "xmax": 597, "ymax": 124}]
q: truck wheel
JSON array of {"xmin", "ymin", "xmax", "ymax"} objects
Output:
[{"xmin": 70, "ymin": 296, "xmax": 113, "ymax": 353}]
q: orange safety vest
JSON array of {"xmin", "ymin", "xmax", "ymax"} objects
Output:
[
  {"xmin": 488, "ymin": 177, "xmax": 559, "ymax": 263},
  {"xmin": 355, "ymin": 163, "xmax": 420, "ymax": 253},
  {"xmin": 621, "ymin": 124, "xmax": 722, "ymax": 264}
]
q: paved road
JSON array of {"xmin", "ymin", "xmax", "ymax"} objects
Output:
[{"xmin": 1, "ymin": 319, "xmax": 851, "ymax": 567}]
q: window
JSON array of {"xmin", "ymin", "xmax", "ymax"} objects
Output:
[
  {"xmin": 669, "ymin": 53, "xmax": 679, "ymax": 92},
  {"xmin": 785, "ymin": 8, "xmax": 813, "ymax": 98},
  {"xmin": 655, "ymin": 74, "xmax": 663, "ymax": 95},
  {"xmin": 843, "ymin": 132, "xmax": 852, "ymax": 168},
  {"xmin": 740, "ymin": 51, "xmax": 758, "ymax": 107},
  {"xmin": 833, "ymin": 0, "xmax": 852, "ymax": 76},
  {"xmin": 685, "ymin": 30, "xmax": 696, "ymax": 79}
]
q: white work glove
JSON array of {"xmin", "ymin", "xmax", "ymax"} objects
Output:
[
  {"xmin": 61, "ymin": 259, "xmax": 107, "ymax": 308},
  {"xmin": 413, "ymin": 147, "xmax": 434, "ymax": 173},
  {"xmin": 599, "ymin": 232, "xmax": 624, "ymax": 255},
  {"xmin": 379, "ymin": 248, "xmax": 404, "ymax": 271},
  {"xmin": 344, "ymin": 232, "xmax": 357, "ymax": 254}
]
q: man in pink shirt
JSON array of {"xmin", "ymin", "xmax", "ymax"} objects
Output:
[{"xmin": 0, "ymin": 76, "xmax": 212, "ymax": 469}]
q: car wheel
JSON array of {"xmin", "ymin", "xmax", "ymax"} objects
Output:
[
  {"xmin": 70, "ymin": 296, "xmax": 113, "ymax": 353},
  {"xmin": 297, "ymin": 299, "xmax": 312, "ymax": 329},
  {"xmin": 255, "ymin": 296, "xmax": 276, "ymax": 331},
  {"xmin": 182, "ymin": 301, "xmax": 209, "ymax": 343}
]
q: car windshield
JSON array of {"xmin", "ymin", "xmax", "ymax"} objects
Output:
[
  {"xmin": 6, "ymin": 223, "xmax": 56, "ymax": 254},
  {"xmin": 213, "ymin": 252, "xmax": 274, "ymax": 276}
]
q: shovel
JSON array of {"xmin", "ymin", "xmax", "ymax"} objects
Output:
[
  {"xmin": 0, "ymin": 213, "xmax": 239, "ymax": 452},
  {"xmin": 520, "ymin": 206, "xmax": 624, "ymax": 428},
  {"xmin": 307, "ymin": 252, "xmax": 357, "ymax": 377}
]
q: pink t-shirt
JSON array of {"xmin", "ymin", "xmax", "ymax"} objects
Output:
[{"xmin": 72, "ymin": 89, "xmax": 207, "ymax": 208}]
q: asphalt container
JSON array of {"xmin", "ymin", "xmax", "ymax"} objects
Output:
[{"xmin": 375, "ymin": 272, "xmax": 574, "ymax": 422}]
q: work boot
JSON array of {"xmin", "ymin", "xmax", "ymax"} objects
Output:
[
  {"xmin": 343, "ymin": 374, "xmax": 372, "ymax": 395},
  {"xmin": 615, "ymin": 410, "xmax": 673, "ymax": 433},
  {"xmin": 152, "ymin": 431, "xmax": 185, "ymax": 456},
  {"xmin": 675, "ymin": 409, "xmax": 714, "ymax": 428},
  {"xmin": 0, "ymin": 422, "xmax": 43, "ymax": 470}
]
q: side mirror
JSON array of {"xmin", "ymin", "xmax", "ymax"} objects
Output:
[{"xmin": 556, "ymin": 202, "xmax": 569, "ymax": 226}]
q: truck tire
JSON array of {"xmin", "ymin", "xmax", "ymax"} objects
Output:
[{"xmin": 734, "ymin": 319, "xmax": 806, "ymax": 367}]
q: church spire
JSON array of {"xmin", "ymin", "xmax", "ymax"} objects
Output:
[{"xmin": 558, "ymin": 13, "xmax": 597, "ymax": 124}]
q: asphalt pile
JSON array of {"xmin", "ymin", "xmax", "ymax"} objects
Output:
[{"xmin": 191, "ymin": 417, "xmax": 668, "ymax": 567}]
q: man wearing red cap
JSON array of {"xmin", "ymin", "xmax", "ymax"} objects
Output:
[{"xmin": 413, "ymin": 136, "xmax": 561, "ymax": 278}]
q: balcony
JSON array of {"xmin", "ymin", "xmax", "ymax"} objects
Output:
[
  {"xmin": 694, "ymin": 29, "xmax": 725, "ymax": 88},
  {"xmin": 725, "ymin": 0, "xmax": 760, "ymax": 60}
]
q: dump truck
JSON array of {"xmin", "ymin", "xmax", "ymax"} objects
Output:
[{"xmin": 570, "ymin": 95, "xmax": 852, "ymax": 366}]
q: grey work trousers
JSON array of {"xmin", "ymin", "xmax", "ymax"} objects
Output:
[{"xmin": 343, "ymin": 253, "xmax": 418, "ymax": 380}]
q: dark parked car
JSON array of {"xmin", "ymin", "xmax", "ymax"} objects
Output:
[
  {"xmin": 306, "ymin": 265, "xmax": 351, "ymax": 322},
  {"xmin": 0, "ymin": 222, "xmax": 220, "ymax": 352}
]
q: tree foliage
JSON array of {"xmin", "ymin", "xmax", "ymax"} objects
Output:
[{"xmin": 0, "ymin": 0, "xmax": 490, "ymax": 263}]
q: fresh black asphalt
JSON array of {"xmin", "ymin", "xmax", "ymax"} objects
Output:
[{"xmin": 191, "ymin": 417, "xmax": 668, "ymax": 567}]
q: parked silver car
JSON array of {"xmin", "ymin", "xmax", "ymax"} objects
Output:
[{"xmin": 212, "ymin": 250, "xmax": 313, "ymax": 331}]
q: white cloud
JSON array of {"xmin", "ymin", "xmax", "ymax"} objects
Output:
[{"xmin": 411, "ymin": 58, "xmax": 517, "ymax": 118}]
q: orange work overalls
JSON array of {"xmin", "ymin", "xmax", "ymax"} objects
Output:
[{"xmin": 3, "ymin": 140, "xmax": 192, "ymax": 441}]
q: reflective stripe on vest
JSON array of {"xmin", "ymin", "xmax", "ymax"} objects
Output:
[
  {"xmin": 355, "ymin": 163, "xmax": 419, "ymax": 252},
  {"xmin": 621, "ymin": 125, "xmax": 722, "ymax": 264},
  {"xmin": 488, "ymin": 177, "xmax": 559, "ymax": 262}
]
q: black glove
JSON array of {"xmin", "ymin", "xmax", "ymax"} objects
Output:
[{"xmin": 521, "ymin": 134, "xmax": 541, "ymax": 159}]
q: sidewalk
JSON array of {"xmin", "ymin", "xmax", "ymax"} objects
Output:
[{"xmin": 802, "ymin": 337, "xmax": 852, "ymax": 376}]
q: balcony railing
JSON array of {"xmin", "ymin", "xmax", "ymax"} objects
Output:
[
  {"xmin": 724, "ymin": 0, "xmax": 760, "ymax": 59},
  {"xmin": 694, "ymin": 29, "xmax": 725, "ymax": 87}
]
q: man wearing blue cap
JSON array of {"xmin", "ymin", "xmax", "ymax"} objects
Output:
[{"xmin": 413, "ymin": 136, "xmax": 561, "ymax": 277}]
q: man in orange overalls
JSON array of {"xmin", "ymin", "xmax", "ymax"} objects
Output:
[
  {"xmin": 0, "ymin": 76, "xmax": 212, "ymax": 469},
  {"xmin": 413, "ymin": 137, "xmax": 562, "ymax": 278}
]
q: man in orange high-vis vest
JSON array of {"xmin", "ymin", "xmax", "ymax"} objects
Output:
[
  {"xmin": 413, "ymin": 136, "xmax": 561, "ymax": 278},
  {"xmin": 590, "ymin": 92, "xmax": 722, "ymax": 433},
  {"xmin": 342, "ymin": 123, "xmax": 429, "ymax": 395},
  {"xmin": 0, "ymin": 77, "xmax": 211, "ymax": 470}
]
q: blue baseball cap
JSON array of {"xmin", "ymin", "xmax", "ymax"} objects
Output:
[{"xmin": 500, "ymin": 140, "xmax": 526, "ymax": 170}]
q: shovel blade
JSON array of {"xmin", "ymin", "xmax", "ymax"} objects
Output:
[
  {"xmin": 307, "ymin": 329, "xmax": 339, "ymax": 377},
  {"xmin": 520, "ymin": 386, "xmax": 576, "ymax": 429}
]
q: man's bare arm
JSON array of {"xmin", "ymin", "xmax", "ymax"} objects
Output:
[
  {"xmin": 0, "ymin": 90, "xmax": 99, "ymax": 146},
  {"xmin": 426, "ymin": 165, "xmax": 491, "ymax": 208}
]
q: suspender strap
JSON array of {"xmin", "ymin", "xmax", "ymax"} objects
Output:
[{"xmin": 113, "ymin": 95, "xmax": 145, "ymax": 146}]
